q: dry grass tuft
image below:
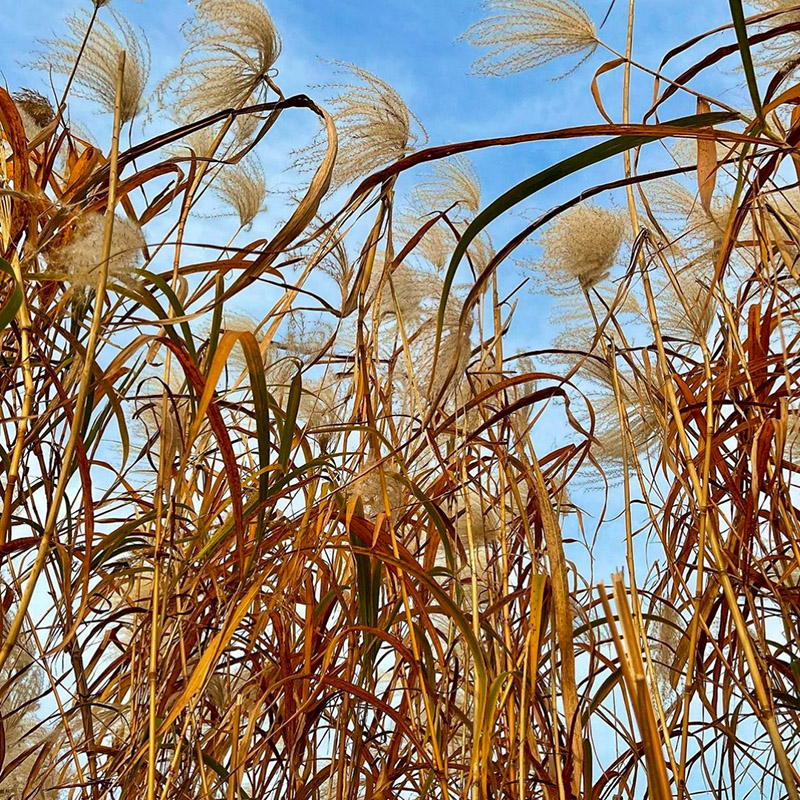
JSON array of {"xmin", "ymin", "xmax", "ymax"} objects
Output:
[
  {"xmin": 212, "ymin": 153, "xmax": 268, "ymax": 228},
  {"xmin": 538, "ymin": 202, "xmax": 627, "ymax": 289},
  {"xmin": 460, "ymin": 0, "xmax": 599, "ymax": 76},
  {"xmin": 2, "ymin": 3, "xmax": 800, "ymax": 799},
  {"xmin": 33, "ymin": 8, "xmax": 150, "ymax": 122},
  {"xmin": 302, "ymin": 62, "xmax": 427, "ymax": 188},
  {"xmin": 158, "ymin": 0, "xmax": 281, "ymax": 122}
]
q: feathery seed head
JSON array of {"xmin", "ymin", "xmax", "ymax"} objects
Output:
[
  {"xmin": 369, "ymin": 262, "xmax": 434, "ymax": 324},
  {"xmin": 49, "ymin": 212, "xmax": 145, "ymax": 293},
  {"xmin": 133, "ymin": 384, "xmax": 185, "ymax": 463},
  {"xmin": 280, "ymin": 315, "xmax": 334, "ymax": 360},
  {"xmin": 751, "ymin": 1, "xmax": 800, "ymax": 75},
  {"xmin": 159, "ymin": 0, "xmax": 281, "ymax": 122},
  {"xmin": 395, "ymin": 211, "xmax": 454, "ymax": 272},
  {"xmin": 454, "ymin": 488, "xmax": 500, "ymax": 555},
  {"xmin": 211, "ymin": 312, "xmax": 264, "ymax": 373},
  {"xmin": 410, "ymin": 156, "xmax": 482, "ymax": 219},
  {"xmin": 12, "ymin": 89, "xmax": 55, "ymax": 139},
  {"xmin": 397, "ymin": 211, "xmax": 493, "ymax": 274},
  {"xmin": 461, "ymin": 0, "xmax": 599, "ymax": 77},
  {"xmin": 761, "ymin": 187, "xmax": 800, "ymax": 244},
  {"xmin": 655, "ymin": 264, "xmax": 715, "ymax": 344},
  {"xmin": 213, "ymin": 154, "xmax": 267, "ymax": 229},
  {"xmin": 786, "ymin": 410, "xmax": 800, "ymax": 464},
  {"xmin": 511, "ymin": 353, "xmax": 538, "ymax": 403},
  {"xmin": 539, "ymin": 203, "xmax": 626, "ymax": 290},
  {"xmin": 171, "ymin": 125, "xmax": 220, "ymax": 161},
  {"xmin": 168, "ymin": 117, "xmax": 257, "ymax": 171},
  {"xmin": 33, "ymin": 9, "xmax": 150, "ymax": 123},
  {"xmin": 318, "ymin": 234, "xmax": 353, "ymax": 298},
  {"xmin": 350, "ymin": 457, "xmax": 405, "ymax": 517},
  {"xmin": 305, "ymin": 63, "xmax": 426, "ymax": 188},
  {"xmin": 221, "ymin": 312, "xmax": 260, "ymax": 334},
  {"xmin": 594, "ymin": 389, "xmax": 661, "ymax": 465},
  {"xmin": 263, "ymin": 348, "xmax": 295, "ymax": 405},
  {"xmin": 650, "ymin": 600, "xmax": 683, "ymax": 698},
  {"xmin": 299, "ymin": 380, "xmax": 342, "ymax": 452},
  {"xmin": 646, "ymin": 178, "xmax": 731, "ymax": 247},
  {"xmin": 430, "ymin": 319, "xmax": 473, "ymax": 399},
  {"xmin": 0, "ymin": 622, "xmax": 49, "ymax": 800}
]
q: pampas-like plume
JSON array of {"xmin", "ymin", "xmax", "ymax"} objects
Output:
[
  {"xmin": 12, "ymin": 89, "xmax": 55, "ymax": 140},
  {"xmin": 645, "ymin": 178, "xmax": 730, "ymax": 249},
  {"xmin": 213, "ymin": 153, "xmax": 267, "ymax": 229},
  {"xmin": 538, "ymin": 203, "xmax": 626, "ymax": 290},
  {"xmin": 655, "ymin": 263, "xmax": 716, "ymax": 344},
  {"xmin": 33, "ymin": 9, "xmax": 150, "ymax": 123},
  {"xmin": 591, "ymin": 369, "xmax": 665, "ymax": 468},
  {"xmin": 750, "ymin": 1, "xmax": 800, "ymax": 75},
  {"xmin": 396, "ymin": 212, "xmax": 493, "ymax": 274},
  {"xmin": 399, "ymin": 156, "xmax": 491, "ymax": 272},
  {"xmin": 158, "ymin": 0, "xmax": 281, "ymax": 124},
  {"xmin": 410, "ymin": 156, "xmax": 482, "ymax": 219},
  {"xmin": 305, "ymin": 63, "xmax": 426, "ymax": 188},
  {"xmin": 368, "ymin": 262, "xmax": 434, "ymax": 324},
  {"xmin": 397, "ymin": 214, "xmax": 454, "ymax": 272},
  {"xmin": 132, "ymin": 381, "xmax": 186, "ymax": 465},
  {"xmin": 650, "ymin": 600, "xmax": 683, "ymax": 701},
  {"xmin": 48, "ymin": 212, "xmax": 145, "ymax": 293},
  {"xmin": 0, "ymin": 602, "xmax": 54, "ymax": 799},
  {"xmin": 350, "ymin": 457, "xmax": 405, "ymax": 517},
  {"xmin": 213, "ymin": 154, "xmax": 267, "ymax": 228},
  {"xmin": 400, "ymin": 302, "xmax": 473, "ymax": 404},
  {"xmin": 299, "ymin": 380, "xmax": 343, "ymax": 453},
  {"xmin": 455, "ymin": 487, "xmax": 500, "ymax": 554},
  {"xmin": 460, "ymin": 0, "xmax": 599, "ymax": 77},
  {"xmin": 170, "ymin": 125, "xmax": 220, "ymax": 161}
]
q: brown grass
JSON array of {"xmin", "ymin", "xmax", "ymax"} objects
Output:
[{"xmin": 0, "ymin": 1, "xmax": 798, "ymax": 799}]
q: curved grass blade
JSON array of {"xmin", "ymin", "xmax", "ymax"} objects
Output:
[
  {"xmin": 0, "ymin": 258, "xmax": 22, "ymax": 334},
  {"xmin": 728, "ymin": 0, "xmax": 765, "ymax": 127},
  {"xmin": 279, "ymin": 369, "xmax": 302, "ymax": 473},
  {"xmin": 436, "ymin": 111, "xmax": 737, "ymax": 346}
]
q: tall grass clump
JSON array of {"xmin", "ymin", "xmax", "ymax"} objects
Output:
[{"xmin": 0, "ymin": 1, "xmax": 797, "ymax": 799}]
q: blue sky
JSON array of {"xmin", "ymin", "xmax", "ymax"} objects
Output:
[{"xmin": 0, "ymin": 0, "xmax": 756, "ymax": 576}]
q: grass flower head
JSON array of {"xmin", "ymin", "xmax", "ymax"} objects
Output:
[
  {"xmin": 539, "ymin": 203, "xmax": 626, "ymax": 290},
  {"xmin": 158, "ymin": 0, "xmax": 281, "ymax": 124},
  {"xmin": 33, "ymin": 9, "xmax": 150, "ymax": 122},
  {"xmin": 304, "ymin": 63, "xmax": 426, "ymax": 188},
  {"xmin": 460, "ymin": 0, "xmax": 599, "ymax": 77}
]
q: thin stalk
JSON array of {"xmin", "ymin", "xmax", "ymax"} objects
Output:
[
  {"xmin": 0, "ymin": 52, "xmax": 127, "ymax": 677},
  {"xmin": 639, "ymin": 252, "xmax": 800, "ymax": 800}
]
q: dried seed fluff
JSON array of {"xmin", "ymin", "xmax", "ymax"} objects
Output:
[
  {"xmin": 538, "ymin": 203, "xmax": 626, "ymax": 290},
  {"xmin": 213, "ymin": 154, "xmax": 267, "ymax": 229},
  {"xmin": 300, "ymin": 63, "xmax": 426, "ymax": 188},
  {"xmin": 158, "ymin": 0, "xmax": 281, "ymax": 124},
  {"xmin": 33, "ymin": 9, "xmax": 150, "ymax": 123},
  {"xmin": 50, "ymin": 213, "xmax": 145, "ymax": 293},
  {"xmin": 460, "ymin": 0, "xmax": 599, "ymax": 77}
]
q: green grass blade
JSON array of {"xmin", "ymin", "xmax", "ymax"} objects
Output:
[
  {"xmin": 278, "ymin": 369, "xmax": 302, "ymax": 472},
  {"xmin": 437, "ymin": 111, "xmax": 737, "ymax": 342},
  {"xmin": 728, "ymin": 0, "xmax": 765, "ymax": 127},
  {"xmin": 0, "ymin": 258, "xmax": 22, "ymax": 334}
]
